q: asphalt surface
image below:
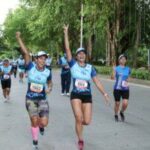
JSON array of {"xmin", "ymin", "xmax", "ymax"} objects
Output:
[{"xmin": 0, "ymin": 70, "xmax": 150, "ymax": 150}]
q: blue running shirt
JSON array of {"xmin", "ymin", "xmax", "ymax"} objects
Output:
[
  {"xmin": 26, "ymin": 62, "xmax": 51, "ymax": 100},
  {"xmin": 114, "ymin": 65, "xmax": 131, "ymax": 90},
  {"xmin": 0, "ymin": 65, "xmax": 12, "ymax": 80},
  {"xmin": 59, "ymin": 56, "xmax": 70, "ymax": 74},
  {"xmin": 17, "ymin": 58, "xmax": 25, "ymax": 70},
  {"xmin": 68, "ymin": 59, "xmax": 96, "ymax": 95}
]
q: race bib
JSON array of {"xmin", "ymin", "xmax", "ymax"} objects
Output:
[
  {"xmin": 3, "ymin": 74, "xmax": 10, "ymax": 79},
  {"xmin": 75, "ymin": 79, "xmax": 88, "ymax": 90},
  {"xmin": 122, "ymin": 81, "xmax": 129, "ymax": 88},
  {"xmin": 30, "ymin": 83, "xmax": 43, "ymax": 93}
]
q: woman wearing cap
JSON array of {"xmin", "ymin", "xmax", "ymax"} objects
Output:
[
  {"xmin": 63, "ymin": 25, "xmax": 110, "ymax": 150},
  {"xmin": 112, "ymin": 54, "xmax": 131, "ymax": 122},
  {"xmin": 16, "ymin": 32, "xmax": 52, "ymax": 149},
  {"xmin": 0, "ymin": 59, "xmax": 13, "ymax": 102}
]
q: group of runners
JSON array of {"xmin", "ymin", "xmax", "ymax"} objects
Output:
[{"xmin": 0, "ymin": 26, "xmax": 131, "ymax": 150}]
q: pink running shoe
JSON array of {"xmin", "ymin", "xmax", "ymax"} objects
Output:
[{"xmin": 78, "ymin": 140, "xmax": 84, "ymax": 150}]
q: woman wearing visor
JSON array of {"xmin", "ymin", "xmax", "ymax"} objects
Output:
[
  {"xmin": 16, "ymin": 32, "xmax": 52, "ymax": 150},
  {"xmin": 63, "ymin": 25, "xmax": 110, "ymax": 150},
  {"xmin": 112, "ymin": 54, "xmax": 131, "ymax": 122}
]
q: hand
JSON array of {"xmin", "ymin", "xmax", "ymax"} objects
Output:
[
  {"xmin": 45, "ymin": 88, "xmax": 52, "ymax": 94},
  {"xmin": 110, "ymin": 75, "xmax": 114, "ymax": 80},
  {"xmin": 103, "ymin": 93, "xmax": 111, "ymax": 106},
  {"xmin": 63, "ymin": 24, "xmax": 69, "ymax": 33},
  {"xmin": 64, "ymin": 65, "xmax": 69, "ymax": 69},
  {"xmin": 16, "ymin": 32, "xmax": 21, "ymax": 39}
]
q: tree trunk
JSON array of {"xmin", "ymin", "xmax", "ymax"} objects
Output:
[
  {"xmin": 106, "ymin": 0, "xmax": 121, "ymax": 66},
  {"xmin": 133, "ymin": 13, "xmax": 141, "ymax": 68},
  {"xmin": 86, "ymin": 35, "xmax": 92, "ymax": 62},
  {"xmin": 106, "ymin": 21, "xmax": 111, "ymax": 66},
  {"xmin": 114, "ymin": 0, "xmax": 121, "ymax": 65}
]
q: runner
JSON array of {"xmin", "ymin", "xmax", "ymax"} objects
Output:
[
  {"xmin": 112, "ymin": 54, "xmax": 131, "ymax": 122},
  {"xmin": 16, "ymin": 32, "xmax": 52, "ymax": 150},
  {"xmin": 59, "ymin": 53, "xmax": 71, "ymax": 96},
  {"xmin": 0, "ymin": 59, "xmax": 13, "ymax": 102},
  {"xmin": 63, "ymin": 25, "xmax": 110, "ymax": 150},
  {"xmin": 11, "ymin": 59, "xmax": 18, "ymax": 78},
  {"xmin": 17, "ymin": 55, "xmax": 25, "ymax": 83},
  {"xmin": 45, "ymin": 55, "xmax": 52, "ymax": 71}
]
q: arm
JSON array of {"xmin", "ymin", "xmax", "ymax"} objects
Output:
[
  {"xmin": 0, "ymin": 69, "xmax": 3, "ymax": 76},
  {"xmin": 16, "ymin": 32, "xmax": 30, "ymax": 64},
  {"xmin": 45, "ymin": 80, "xmax": 53, "ymax": 94},
  {"xmin": 63, "ymin": 24, "xmax": 72, "ymax": 62},
  {"xmin": 126, "ymin": 77, "xmax": 131, "ymax": 82},
  {"xmin": 92, "ymin": 76, "xmax": 110, "ymax": 103},
  {"xmin": 111, "ymin": 65, "xmax": 116, "ymax": 80},
  {"xmin": 9, "ymin": 67, "xmax": 14, "ymax": 75},
  {"xmin": 127, "ymin": 68, "xmax": 132, "ymax": 82}
]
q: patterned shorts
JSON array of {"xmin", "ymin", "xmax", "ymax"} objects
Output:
[{"xmin": 26, "ymin": 99, "xmax": 49, "ymax": 118}]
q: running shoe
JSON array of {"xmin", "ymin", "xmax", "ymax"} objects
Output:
[
  {"xmin": 61, "ymin": 93, "xmax": 65, "ymax": 96},
  {"xmin": 78, "ymin": 140, "xmax": 84, "ymax": 150},
  {"xmin": 39, "ymin": 127, "xmax": 44, "ymax": 135},
  {"xmin": 4, "ymin": 100, "xmax": 8, "ymax": 103},
  {"xmin": 66, "ymin": 93, "xmax": 70, "ymax": 96},
  {"xmin": 120, "ymin": 111, "xmax": 125, "ymax": 122},
  {"xmin": 114, "ymin": 115, "xmax": 119, "ymax": 122},
  {"xmin": 6, "ymin": 96, "xmax": 10, "ymax": 101},
  {"xmin": 33, "ymin": 140, "xmax": 38, "ymax": 150}
]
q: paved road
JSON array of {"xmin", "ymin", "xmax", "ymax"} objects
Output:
[{"xmin": 0, "ymin": 70, "xmax": 150, "ymax": 150}]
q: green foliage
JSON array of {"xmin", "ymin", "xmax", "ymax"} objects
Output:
[
  {"xmin": 131, "ymin": 69, "xmax": 150, "ymax": 80},
  {"xmin": 0, "ymin": 0, "xmax": 149, "ymax": 66},
  {"xmin": 127, "ymin": 45, "xmax": 148, "ymax": 67},
  {"xmin": 95, "ymin": 66, "xmax": 112, "ymax": 75}
]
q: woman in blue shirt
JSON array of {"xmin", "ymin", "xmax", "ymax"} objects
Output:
[
  {"xmin": 112, "ymin": 54, "xmax": 131, "ymax": 122},
  {"xmin": 63, "ymin": 24, "xmax": 110, "ymax": 150},
  {"xmin": 0, "ymin": 59, "xmax": 13, "ymax": 102},
  {"xmin": 16, "ymin": 32, "xmax": 52, "ymax": 149}
]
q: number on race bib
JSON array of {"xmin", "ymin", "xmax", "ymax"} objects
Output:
[
  {"xmin": 4, "ymin": 74, "xmax": 10, "ymax": 79},
  {"xmin": 75, "ymin": 79, "xmax": 88, "ymax": 90},
  {"xmin": 30, "ymin": 83, "xmax": 43, "ymax": 93},
  {"xmin": 122, "ymin": 81, "xmax": 129, "ymax": 88}
]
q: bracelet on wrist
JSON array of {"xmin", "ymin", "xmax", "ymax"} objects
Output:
[{"xmin": 104, "ymin": 93, "xmax": 108, "ymax": 97}]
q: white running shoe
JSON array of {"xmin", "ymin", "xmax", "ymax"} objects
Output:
[
  {"xmin": 66, "ymin": 93, "xmax": 70, "ymax": 96},
  {"xmin": 6, "ymin": 96, "xmax": 10, "ymax": 101}
]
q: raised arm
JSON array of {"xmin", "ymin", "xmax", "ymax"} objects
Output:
[
  {"xmin": 63, "ymin": 24, "xmax": 72, "ymax": 62},
  {"xmin": 16, "ymin": 32, "xmax": 30, "ymax": 64}
]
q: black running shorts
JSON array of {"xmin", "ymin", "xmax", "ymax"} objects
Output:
[
  {"xmin": 70, "ymin": 92, "xmax": 92, "ymax": 103},
  {"xmin": 113, "ymin": 89, "xmax": 129, "ymax": 101},
  {"xmin": 1, "ymin": 79, "xmax": 11, "ymax": 89}
]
